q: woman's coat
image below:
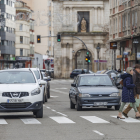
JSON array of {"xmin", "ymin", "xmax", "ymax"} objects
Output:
[{"xmin": 121, "ymin": 73, "xmax": 135, "ymax": 103}]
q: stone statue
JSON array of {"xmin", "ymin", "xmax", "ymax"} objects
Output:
[{"xmin": 81, "ymin": 18, "xmax": 86, "ymax": 32}]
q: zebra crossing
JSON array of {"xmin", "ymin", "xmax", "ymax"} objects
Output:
[{"xmin": 0, "ymin": 115, "xmax": 140, "ymax": 125}]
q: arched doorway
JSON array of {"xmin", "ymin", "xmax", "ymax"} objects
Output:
[{"xmin": 75, "ymin": 49, "xmax": 92, "ymax": 70}]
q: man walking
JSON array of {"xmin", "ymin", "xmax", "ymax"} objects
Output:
[{"xmin": 123, "ymin": 64, "xmax": 140, "ymax": 117}]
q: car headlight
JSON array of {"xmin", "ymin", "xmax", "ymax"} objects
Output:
[
  {"xmin": 31, "ymin": 88, "xmax": 41, "ymax": 96},
  {"xmin": 79, "ymin": 93, "xmax": 91, "ymax": 98},
  {"xmin": 109, "ymin": 93, "xmax": 120, "ymax": 97}
]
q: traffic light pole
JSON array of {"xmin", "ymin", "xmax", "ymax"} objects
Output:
[{"xmin": 40, "ymin": 35, "xmax": 90, "ymax": 73}]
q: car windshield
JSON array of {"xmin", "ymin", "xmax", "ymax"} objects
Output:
[
  {"xmin": 79, "ymin": 75, "xmax": 113, "ymax": 86},
  {"xmin": 0, "ymin": 71, "xmax": 36, "ymax": 84},
  {"xmin": 33, "ymin": 70, "xmax": 40, "ymax": 79}
]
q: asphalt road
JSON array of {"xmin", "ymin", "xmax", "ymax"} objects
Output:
[{"xmin": 0, "ymin": 79, "xmax": 140, "ymax": 140}]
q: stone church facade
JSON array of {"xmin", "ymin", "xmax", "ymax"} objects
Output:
[{"xmin": 52, "ymin": 0, "xmax": 110, "ymax": 78}]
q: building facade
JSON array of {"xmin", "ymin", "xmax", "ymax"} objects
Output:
[
  {"xmin": 21, "ymin": 0, "xmax": 54, "ymax": 57},
  {"xmin": 15, "ymin": 1, "xmax": 34, "ymax": 68},
  {"xmin": 0, "ymin": 0, "xmax": 16, "ymax": 69},
  {"xmin": 52, "ymin": 0, "xmax": 110, "ymax": 78},
  {"xmin": 109, "ymin": 0, "xmax": 140, "ymax": 70}
]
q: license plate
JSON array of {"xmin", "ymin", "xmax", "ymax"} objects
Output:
[
  {"xmin": 94, "ymin": 102, "xmax": 108, "ymax": 106},
  {"xmin": 7, "ymin": 99, "xmax": 23, "ymax": 103}
]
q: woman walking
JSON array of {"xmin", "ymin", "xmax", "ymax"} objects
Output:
[{"xmin": 117, "ymin": 67, "xmax": 140, "ymax": 119}]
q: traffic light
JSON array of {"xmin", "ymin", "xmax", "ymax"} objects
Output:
[
  {"xmin": 85, "ymin": 56, "xmax": 88, "ymax": 62},
  {"xmin": 85, "ymin": 56, "xmax": 91, "ymax": 63},
  {"xmin": 57, "ymin": 34, "xmax": 61, "ymax": 42},
  {"xmin": 87, "ymin": 52, "xmax": 89, "ymax": 55},
  {"xmin": 37, "ymin": 35, "xmax": 41, "ymax": 43}
]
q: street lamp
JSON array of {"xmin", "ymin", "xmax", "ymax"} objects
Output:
[{"xmin": 96, "ymin": 43, "xmax": 100, "ymax": 71}]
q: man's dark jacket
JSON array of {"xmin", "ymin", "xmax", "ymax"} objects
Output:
[{"xmin": 133, "ymin": 69, "xmax": 140, "ymax": 95}]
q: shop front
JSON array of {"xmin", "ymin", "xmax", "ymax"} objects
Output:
[{"xmin": 15, "ymin": 57, "xmax": 32, "ymax": 68}]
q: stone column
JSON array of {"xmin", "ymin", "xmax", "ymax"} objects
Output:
[
  {"xmin": 63, "ymin": 7, "xmax": 66, "ymax": 25},
  {"xmin": 94, "ymin": 7, "xmax": 97, "ymax": 25},
  {"xmin": 70, "ymin": 7, "xmax": 72, "ymax": 25},
  {"xmin": 69, "ymin": 45, "xmax": 73, "ymax": 73},
  {"xmin": 101, "ymin": 7, "xmax": 104, "ymax": 25},
  {"xmin": 62, "ymin": 44, "xmax": 67, "ymax": 78},
  {"xmin": 98, "ymin": 7, "xmax": 100, "ymax": 24}
]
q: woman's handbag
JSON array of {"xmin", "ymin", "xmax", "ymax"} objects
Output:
[
  {"xmin": 119, "ymin": 80, "xmax": 123, "ymax": 86},
  {"xmin": 130, "ymin": 99, "xmax": 140, "ymax": 108}
]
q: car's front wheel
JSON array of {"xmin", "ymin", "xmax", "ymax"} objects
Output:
[
  {"xmin": 36, "ymin": 106, "xmax": 43, "ymax": 118},
  {"xmin": 115, "ymin": 105, "xmax": 120, "ymax": 110},
  {"xmin": 47, "ymin": 87, "xmax": 50, "ymax": 99},
  {"xmin": 45, "ymin": 94, "xmax": 48, "ymax": 102},
  {"xmin": 70, "ymin": 99, "xmax": 75, "ymax": 109},
  {"xmin": 76, "ymin": 101, "xmax": 82, "ymax": 111}
]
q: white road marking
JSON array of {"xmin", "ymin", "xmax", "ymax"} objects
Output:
[
  {"xmin": 52, "ymin": 109, "xmax": 56, "ymax": 112},
  {"xmin": 93, "ymin": 130, "xmax": 104, "ymax": 136},
  {"xmin": 0, "ymin": 119, "xmax": 8, "ymax": 124},
  {"xmin": 50, "ymin": 116, "xmax": 75, "ymax": 124},
  {"xmin": 50, "ymin": 89, "xmax": 68, "ymax": 95},
  {"xmin": 80, "ymin": 116, "xmax": 110, "ymax": 123},
  {"xmin": 56, "ymin": 112, "xmax": 67, "ymax": 117},
  {"xmin": 50, "ymin": 96, "xmax": 58, "ymax": 98},
  {"xmin": 111, "ymin": 116, "xmax": 140, "ymax": 123},
  {"xmin": 46, "ymin": 107, "xmax": 51, "ymax": 109},
  {"xmin": 55, "ymin": 88, "xmax": 67, "ymax": 89},
  {"xmin": 21, "ymin": 118, "xmax": 41, "ymax": 124}
]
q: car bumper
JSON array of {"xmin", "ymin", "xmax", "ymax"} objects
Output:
[
  {"xmin": 78, "ymin": 97, "xmax": 121, "ymax": 106},
  {"xmin": 0, "ymin": 101, "xmax": 43, "ymax": 112}
]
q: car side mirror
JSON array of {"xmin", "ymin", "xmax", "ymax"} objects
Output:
[
  {"xmin": 71, "ymin": 83, "xmax": 76, "ymax": 87},
  {"xmin": 43, "ymin": 77, "xmax": 48, "ymax": 80},
  {"xmin": 39, "ymin": 80, "xmax": 47, "ymax": 85}
]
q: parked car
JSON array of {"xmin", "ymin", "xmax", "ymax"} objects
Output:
[
  {"xmin": 70, "ymin": 69, "xmax": 94, "ymax": 78},
  {"xmin": 41, "ymin": 72, "xmax": 51, "ymax": 98},
  {"xmin": 0, "ymin": 69, "xmax": 46, "ymax": 118},
  {"xmin": 19, "ymin": 68, "xmax": 48, "ymax": 103},
  {"xmin": 69, "ymin": 74, "xmax": 121, "ymax": 111}
]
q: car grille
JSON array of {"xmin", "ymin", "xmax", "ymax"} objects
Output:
[
  {"xmin": 2, "ymin": 92, "xmax": 29, "ymax": 98},
  {"xmin": 0, "ymin": 102, "xmax": 31, "ymax": 108},
  {"xmin": 90, "ymin": 95, "xmax": 110, "ymax": 97}
]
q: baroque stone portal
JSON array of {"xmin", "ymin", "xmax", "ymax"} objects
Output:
[{"xmin": 81, "ymin": 18, "xmax": 86, "ymax": 32}]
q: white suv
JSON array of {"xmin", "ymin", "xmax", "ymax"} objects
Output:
[{"xmin": 0, "ymin": 69, "xmax": 46, "ymax": 118}]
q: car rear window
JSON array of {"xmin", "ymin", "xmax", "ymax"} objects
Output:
[{"xmin": 72, "ymin": 70, "xmax": 81, "ymax": 73}]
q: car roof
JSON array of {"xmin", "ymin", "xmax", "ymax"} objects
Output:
[
  {"xmin": 19, "ymin": 68, "xmax": 39, "ymax": 71},
  {"xmin": 78, "ymin": 74, "xmax": 108, "ymax": 76},
  {"xmin": 0, "ymin": 69, "xmax": 31, "ymax": 72}
]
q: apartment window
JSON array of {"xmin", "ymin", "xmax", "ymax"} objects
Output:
[
  {"xmin": 124, "ymin": 15, "xmax": 126, "ymax": 29},
  {"xmin": 9, "ymin": 0, "xmax": 10, "ymax": 6},
  {"xmin": 19, "ymin": 24, "xmax": 23, "ymax": 31},
  {"xmin": 116, "ymin": 18, "xmax": 117, "ymax": 32},
  {"xmin": 20, "ymin": 14, "xmax": 23, "ymax": 19},
  {"xmin": 114, "ymin": 19, "xmax": 115, "ymax": 33},
  {"xmin": 11, "ymin": 1, "xmax": 12, "ymax": 6},
  {"xmin": 6, "ymin": 27, "xmax": 8, "ymax": 32},
  {"xmin": 20, "ymin": 36, "xmax": 23, "ymax": 44},
  {"xmin": 135, "ymin": 11, "xmax": 137, "ymax": 25},
  {"xmin": 6, "ymin": 0, "xmax": 8, "ymax": 5},
  {"xmin": 116, "ymin": 0, "xmax": 117, "ymax": 7},
  {"xmin": 20, "ymin": 49, "xmax": 23, "ymax": 56},
  {"xmin": 119, "ymin": 0, "xmax": 121, "ymax": 5},
  {"xmin": 132, "ymin": 12, "xmax": 134, "ymax": 26},
  {"xmin": 119, "ymin": 16, "xmax": 121, "ymax": 32},
  {"xmin": 1, "ymin": 40, "xmax": 4, "ymax": 45},
  {"xmin": 128, "ymin": 13, "xmax": 130, "ymax": 27},
  {"xmin": 1, "ymin": 0, "xmax": 4, "ymax": 4},
  {"xmin": 6, "ymin": 13, "xmax": 8, "ymax": 19}
]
